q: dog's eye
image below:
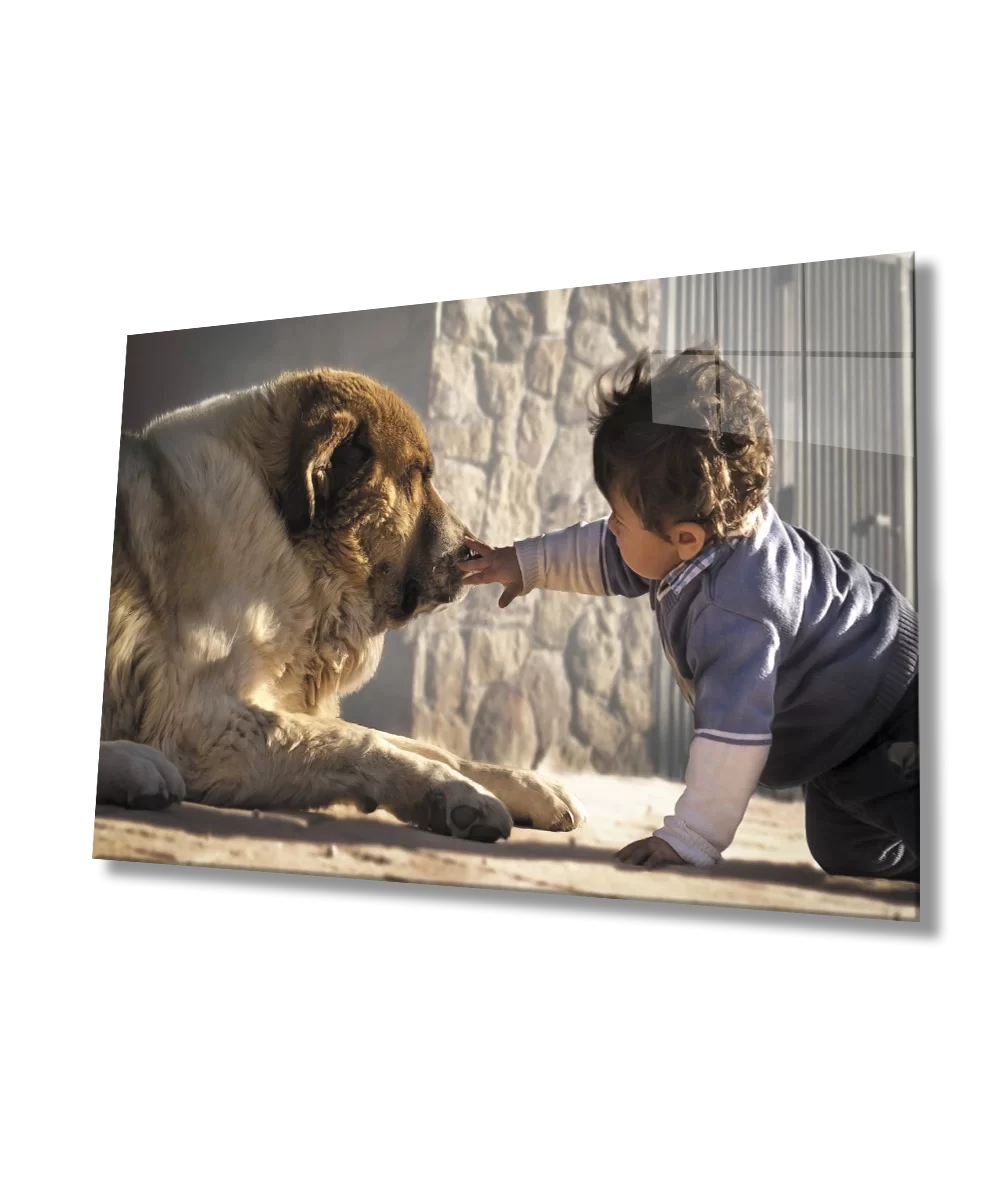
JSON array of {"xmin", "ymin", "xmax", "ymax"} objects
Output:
[{"xmin": 341, "ymin": 423, "xmax": 371, "ymax": 454}]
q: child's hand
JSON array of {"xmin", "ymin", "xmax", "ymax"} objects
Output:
[
  {"xmin": 616, "ymin": 836, "xmax": 687, "ymax": 869},
  {"xmin": 456, "ymin": 536, "xmax": 524, "ymax": 608}
]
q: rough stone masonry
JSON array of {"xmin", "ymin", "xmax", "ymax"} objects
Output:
[{"xmin": 409, "ymin": 282, "xmax": 665, "ymax": 776}]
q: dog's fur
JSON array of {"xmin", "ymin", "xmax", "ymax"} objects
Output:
[{"xmin": 97, "ymin": 368, "xmax": 584, "ymax": 842}]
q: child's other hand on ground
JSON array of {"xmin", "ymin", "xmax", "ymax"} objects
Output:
[
  {"xmin": 457, "ymin": 536, "xmax": 524, "ymax": 608},
  {"xmin": 616, "ymin": 835, "xmax": 687, "ymax": 869}
]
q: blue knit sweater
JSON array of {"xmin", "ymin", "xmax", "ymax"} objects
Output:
[{"xmin": 514, "ymin": 501, "xmax": 919, "ymax": 865}]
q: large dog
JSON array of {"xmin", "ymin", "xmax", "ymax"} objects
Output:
[{"xmin": 98, "ymin": 368, "xmax": 584, "ymax": 843}]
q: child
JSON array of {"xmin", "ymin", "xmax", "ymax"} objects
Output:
[{"xmin": 457, "ymin": 347, "xmax": 919, "ymax": 880}]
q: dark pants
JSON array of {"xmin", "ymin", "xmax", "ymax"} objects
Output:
[{"xmin": 804, "ymin": 677, "xmax": 920, "ymax": 882}]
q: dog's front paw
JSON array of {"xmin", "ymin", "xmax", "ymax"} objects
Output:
[
  {"xmin": 97, "ymin": 741, "xmax": 187, "ymax": 811},
  {"xmin": 416, "ymin": 779, "xmax": 513, "ymax": 843},
  {"xmin": 498, "ymin": 771, "xmax": 586, "ymax": 832}
]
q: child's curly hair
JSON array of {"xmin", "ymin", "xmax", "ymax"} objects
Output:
[{"xmin": 589, "ymin": 345, "xmax": 773, "ymax": 540}]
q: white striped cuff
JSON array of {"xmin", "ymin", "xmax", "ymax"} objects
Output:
[{"xmin": 694, "ymin": 727, "xmax": 773, "ymax": 747}]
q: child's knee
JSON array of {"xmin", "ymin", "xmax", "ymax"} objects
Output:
[{"xmin": 805, "ymin": 826, "xmax": 859, "ymax": 877}]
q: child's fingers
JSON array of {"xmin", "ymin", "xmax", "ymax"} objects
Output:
[
  {"xmin": 498, "ymin": 585, "xmax": 522, "ymax": 608},
  {"xmin": 637, "ymin": 841, "xmax": 684, "ymax": 869},
  {"xmin": 458, "ymin": 559, "xmax": 503, "ymax": 585},
  {"xmin": 646, "ymin": 847, "xmax": 678, "ymax": 870},
  {"xmin": 458, "ymin": 536, "xmax": 497, "ymax": 581},
  {"xmin": 456, "ymin": 549, "xmax": 494, "ymax": 573},
  {"xmin": 616, "ymin": 837, "xmax": 671, "ymax": 868},
  {"xmin": 456, "ymin": 555, "xmax": 492, "ymax": 575}
]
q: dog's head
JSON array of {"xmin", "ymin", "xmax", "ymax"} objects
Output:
[{"xmin": 267, "ymin": 368, "xmax": 479, "ymax": 630}]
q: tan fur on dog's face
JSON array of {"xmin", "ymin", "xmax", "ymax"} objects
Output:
[{"xmin": 264, "ymin": 369, "xmax": 474, "ymax": 632}]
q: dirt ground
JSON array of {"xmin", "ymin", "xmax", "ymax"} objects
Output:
[{"xmin": 93, "ymin": 771, "xmax": 918, "ymax": 921}]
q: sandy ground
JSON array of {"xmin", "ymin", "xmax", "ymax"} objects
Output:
[{"xmin": 93, "ymin": 772, "xmax": 919, "ymax": 921}]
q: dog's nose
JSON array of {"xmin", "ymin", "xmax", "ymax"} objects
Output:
[{"xmin": 456, "ymin": 543, "xmax": 480, "ymax": 563}]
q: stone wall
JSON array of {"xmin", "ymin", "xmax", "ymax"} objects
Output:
[{"xmin": 410, "ymin": 282, "xmax": 663, "ymax": 775}]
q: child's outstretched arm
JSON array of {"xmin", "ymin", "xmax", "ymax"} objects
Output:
[{"xmin": 458, "ymin": 520, "xmax": 651, "ymax": 606}]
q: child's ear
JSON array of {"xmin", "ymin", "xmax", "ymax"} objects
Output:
[{"xmin": 673, "ymin": 522, "xmax": 707, "ymax": 562}]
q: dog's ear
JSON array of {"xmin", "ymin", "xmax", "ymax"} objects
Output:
[{"xmin": 282, "ymin": 379, "xmax": 372, "ymax": 535}]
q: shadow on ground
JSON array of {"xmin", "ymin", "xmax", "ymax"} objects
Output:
[{"xmin": 95, "ymin": 796, "xmax": 921, "ymax": 907}]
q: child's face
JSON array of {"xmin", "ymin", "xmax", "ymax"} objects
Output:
[{"xmin": 607, "ymin": 491, "xmax": 686, "ymax": 580}]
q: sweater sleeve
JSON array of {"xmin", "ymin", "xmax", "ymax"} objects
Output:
[
  {"xmin": 653, "ymin": 604, "xmax": 780, "ymax": 865},
  {"xmin": 514, "ymin": 519, "xmax": 651, "ymax": 598}
]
